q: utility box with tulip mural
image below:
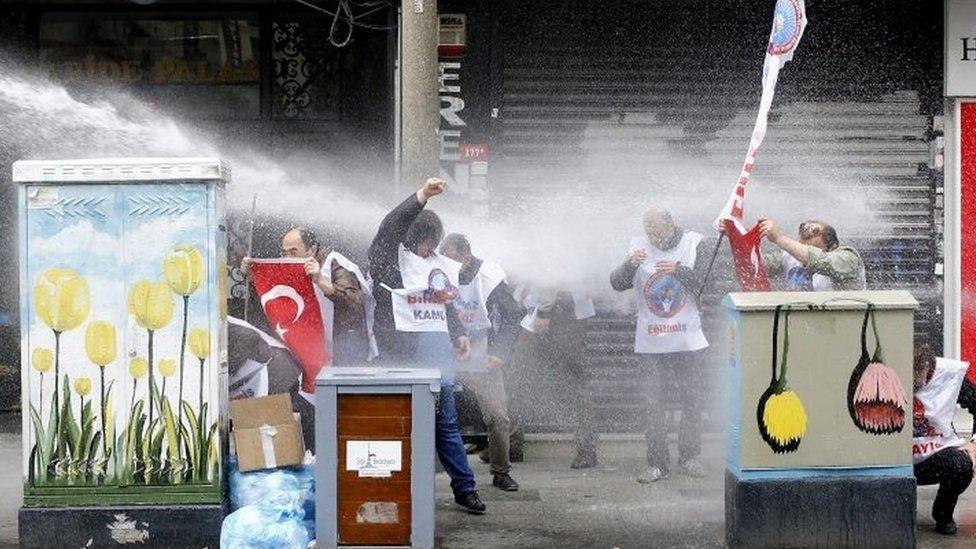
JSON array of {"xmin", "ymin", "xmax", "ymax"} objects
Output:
[
  {"xmin": 15, "ymin": 158, "xmax": 229, "ymax": 548},
  {"xmin": 723, "ymin": 291, "xmax": 918, "ymax": 549}
]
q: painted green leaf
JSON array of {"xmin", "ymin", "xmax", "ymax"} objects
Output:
[
  {"xmin": 161, "ymin": 397, "xmax": 182, "ymax": 483},
  {"xmin": 29, "ymin": 404, "xmax": 48, "ymax": 475}
]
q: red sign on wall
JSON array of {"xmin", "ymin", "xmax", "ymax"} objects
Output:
[
  {"xmin": 960, "ymin": 102, "xmax": 976, "ymax": 382},
  {"xmin": 458, "ymin": 143, "xmax": 489, "ymax": 162}
]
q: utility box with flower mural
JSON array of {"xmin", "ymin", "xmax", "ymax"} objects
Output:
[
  {"xmin": 15, "ymin": 158, "xmax": 229, "ymax": 548},
  {"xmin": 723, "ymin": 290, "xmax": 917, "ymax": 549}
]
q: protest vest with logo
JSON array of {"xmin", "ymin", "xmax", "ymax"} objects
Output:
[
  {"xmin": 382, "ymin": 245, "xmax": 462, "ymax": 333},
  {"xmin": 914, "ymin": 358, "xmax": 969, "ymax": 464},
  {"xmin": 630, "ymin": 233, "xmax": 708, "ymax": 354},
  {"xmin": 781, "ymin": 252, "xmax": 832, "ymax": 291},
  {"xmin": 780, "ymin": 249, "xmax": 866, "ymax": 291},
  {"xmin": 318, "ymin": 251, "xmax": 379, "ymax": 363},
  {"xmin": 456, "ymin": 260, "xmax": 506, "ymax": 364}
]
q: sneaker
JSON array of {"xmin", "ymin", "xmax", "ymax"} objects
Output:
[
  {"xmin": 570, "ymin": 452, "xmax": 598, "ymax": 469},
  {"xmin": 935, "ymin": 520, "xmax": 958, "ymax": 535},
  {"xmin": 677, "ymin": 458, "xmax": 706, "ymax": 478},
  {"xmin": 492, "ymin": 472, "xmax": 520, "ymax": 492},
  {"xmin": 637, "ymin": 467, "xmax": 667, "ymax": 484},
  {"xmin": 454, "ymin": 491, "xmax": 487, "ymax": 514}
]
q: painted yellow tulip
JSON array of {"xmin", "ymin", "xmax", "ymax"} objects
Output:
[
  {"xmin": 762, "ymin": 389, "xmax": 807, "ymax": 449},
  {"xmin": 31, "ymin": 348, "xmax": 53, "ymax": 373},
  {"xmin": 129, "ymin": 357, "xmax": 148, "ymax": 379},
  {"xmin": 33, "ymin": 268, "xmax": 90, "ymax": 332},
  {"xmin": 157, "ymin": 358, "xmax": 177, "ymax": 378},
  {"xmin": 74, "ymin": 377, "xmax": 92, "ymax": 397},
  {"xmin": 163, "ymin": 244, "xmax": 205, "ymax": 297},
  {"xmin": 188, "ymin": 328, "xmax": 210, "ymax": 360},
  {"xmin": 84, "ymin": 320, "xmax": 117, "ymax": 367},
  {"xmin": 127, "ymin": 280, "xmax": 174, "ymax": 330}
]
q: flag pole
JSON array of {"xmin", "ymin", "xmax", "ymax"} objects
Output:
[
  {"xmin": 243, "ymin": 194, "xmax": 258, "ymax": 323},
  {"xmin": 697, "ymin": 232, "xmax": 725, "ymax": 301}
]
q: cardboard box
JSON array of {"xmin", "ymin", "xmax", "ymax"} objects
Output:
[{"xmin": 231, "ymin": 393, "xmax": 305, "ymax": 472}]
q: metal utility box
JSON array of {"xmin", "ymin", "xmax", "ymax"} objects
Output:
[
  {"xmin": 15, "ymin": 158, "xmax": 230, "ymax": 547},
  {"xmin": 724, "ymin": 290, "xmax": 917, "ymax": 549},
  {"xmin": 316, "ymin": 367, "xmax": 440, "ymax": 549}
]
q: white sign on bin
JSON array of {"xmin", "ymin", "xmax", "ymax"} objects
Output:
[{"xmin": 346, "ymin": 441, "xmax": 402, "ymax": 477}]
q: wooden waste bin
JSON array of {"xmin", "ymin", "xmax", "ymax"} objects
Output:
[{"xmin": 316, "ymin": 367, "xmax": 440, "ymax": 549}]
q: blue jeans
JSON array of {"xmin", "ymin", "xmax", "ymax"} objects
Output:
[
  {"xmin": 415, "ymin": 332, "xmax": 475, "ymax": 494},
  {"xmin": 436, "ymin": 382, "xmax": 477, "ymax": 495}
]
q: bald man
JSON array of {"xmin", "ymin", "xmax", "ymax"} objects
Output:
[
  {"xmin": 243, "ymin": 227, "xmax": 375, "ymax": 370},
  {"xmin": 610, "ymin": 209, "xmax": 714, "ymax": 484}
]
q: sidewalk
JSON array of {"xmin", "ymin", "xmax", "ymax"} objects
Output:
[{"xmin": 1, "ymin": 413, "xmax": 974, "ymax": 547}]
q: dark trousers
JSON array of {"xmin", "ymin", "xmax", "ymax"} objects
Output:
[
  {"xmin": 642, "ymin": 350, "xmax": 705, "ymax": 473},
  {"xmin": 915, "ymin": 447, "xmax": 974, "ymax": 524},
  {"xmin": 516, "ymin": 318, "xmax": 597, "ymax": 456}
]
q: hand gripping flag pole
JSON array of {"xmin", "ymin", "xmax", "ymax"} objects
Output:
[{"xmin": 700, "ymin": 0, "xmax": 808, "ymax": 294}]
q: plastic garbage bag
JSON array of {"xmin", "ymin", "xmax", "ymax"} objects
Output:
[
  {"xmin": 220, "ymin": 504, "xmax": 310, "ymax": 549},
  {"xmin": 227, "ymin": 454, "xmax": 316, "ymax": 541}
]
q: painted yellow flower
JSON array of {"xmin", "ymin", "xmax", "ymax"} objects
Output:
[
  {"xmin": 84, "ymin": 320, "xmax": 117, "ymax": 367},
  {"xmin": 163, "ymin": 244, "xmax": 205, "ymax": 297},
  {"xmin": 157, "ymin": 358, "xmax": 177, "ymax": 378},
  {"xmin": 127, "ymin": 280, "xmax": 174, "ymax": 330},
  {"xmin": 74, "ymin": 377, "xmax": 92, "ymax": 397},
  {"xmin": 31, "ymin": 348, "xmax": 53, "ymax": 373},
  {"xmin": 762, "ymin": 389, "xmax": 807, "ymax": 449},
  {"xmin": 187, "ymin": 328, "xmax": 210, "ymax": 360},
  {"xmin": 33, "ymin": 268, "xmax": 90, "ymax": 332},
  {"xmin": 129, "ymin": 357, "xmax": 148, "ymax": 379}
]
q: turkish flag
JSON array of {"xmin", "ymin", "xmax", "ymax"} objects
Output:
[
  {"xmin": 724, "ymin": 220, "xmax": 772, "ymax": 292},
  {"xmin": 249, "ymin": 259, "xmax": 330, "ymax": 393}
]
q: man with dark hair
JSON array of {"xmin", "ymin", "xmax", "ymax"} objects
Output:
[
  {"xmin": 368, "ymin": 178, "xmax": 486, "ymax": 514},
  {"xmin": 759, "ymin": 219, "xmax": 866, "ymax": 291},
  {"xmin": 440, "ymin": 233, "xmax": 525, "ymax": 491},
  {"xmin": 242, "ymin": 226, "xmax": 376, "ymax": 370},
  {"xmin": 610, "ymin": 208, "xmax": 712, "ymax": 483}
]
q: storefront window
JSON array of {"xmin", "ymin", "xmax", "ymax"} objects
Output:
[{"xmin": 40, "ymin": 15, "xmax": 261, "ymax": 119}]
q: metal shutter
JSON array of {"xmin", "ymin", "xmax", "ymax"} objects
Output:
[{"xmin": 493, "ymin": 0, "xmax": 939, "ymax": 432}]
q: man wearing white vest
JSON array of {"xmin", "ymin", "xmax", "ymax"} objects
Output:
[
  {"xmin": 368, "ymin": 178, "xmax": 486, "ymax": 514},
  {"xmin": 440, "ymin": 233, "xmax": 525, "ymax": 492},
  {"xmin": 610, "ymin": 208, "xmax": 711, "ymax": 483},
  {"xmin": 760, "ymin": 219, "xmax": 866, "ymax": 291},
  {"xmin": 242, "ymin": 227, "xmax": 378, "ymax": 369}
]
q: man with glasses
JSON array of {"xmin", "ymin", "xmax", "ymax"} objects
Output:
[{"xmin": 759, "ymin": 219, "xmax": 866, "ymax": 291}]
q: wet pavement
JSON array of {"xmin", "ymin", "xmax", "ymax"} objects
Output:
[{"xmin": 0, "ymin": 413, "xmax": 973, "ymax": 547}]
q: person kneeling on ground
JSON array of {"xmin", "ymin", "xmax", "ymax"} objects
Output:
[{"xmin": 913, "ymin": 343, "xmax": 976, "ymax": 536}]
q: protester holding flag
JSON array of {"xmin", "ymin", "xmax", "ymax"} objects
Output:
[
  {"xmin": 367, "ymin": 177, "xmax": 486, "ymax": 514},
  {"xmin": 610, "ymin": 208, "xmax": 712, "ymax": 483},
  {"xmin": 440, "ymin": 233, "xmax": 525, "ymax": 492},
  {"xmin": 243, "ymin": 227, "xmax": 377, "ymax": 370},
  {"xmin": 759, "ymin": 219, "xmax": 866, "ymax": 291}
]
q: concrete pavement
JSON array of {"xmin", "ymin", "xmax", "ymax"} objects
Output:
[{"xmin": 1, "ymin": 413, "xmax": 974, "ymax": 547}]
